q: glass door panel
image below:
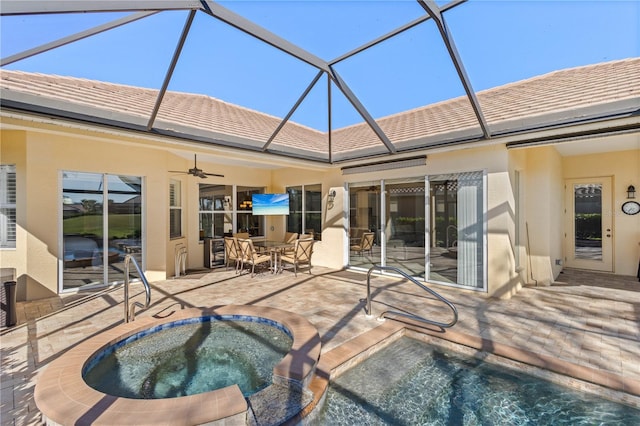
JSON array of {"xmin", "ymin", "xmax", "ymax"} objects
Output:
[
  {"xmin": 574, "ymin": 184, "xmax": 602, "ymax": 260},
  {"xmin": 62, "ymin": 172, "xmax": 105, "ymax": 290},
  {"xmin": 428, "ymin": 178, "xmax": 458, "ymax": 284},
  {"xmin": 349, "ymin": 183, "xmax": 381, "ymax": 268},
  {"xmin": 385, "ymin": 179, "xmax": 426, "ymax": 277},
  {"xmin": 565, "ymin": 178, "xmax": 612, "ymax": 271},
  {"xmin": 428, "ymin": 172, "xmax": 484, "ymax": 289},
  {"xmin": 107, "ymin": 175, "xmax": 142, "ymax": 285}
]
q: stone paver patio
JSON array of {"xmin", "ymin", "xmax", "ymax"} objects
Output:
[{"xmin": 2, "ymin": 267, "xmax": 639, "ymax": 425}]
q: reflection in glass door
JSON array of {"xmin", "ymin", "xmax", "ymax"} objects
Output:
[
  {"xmin": 199, "ymin": 184, "xmax": 234, "ymax": 240},
  {"xmin": 62, "ymin": 172, "xmax": 104, "ymax": 289},
  {"xmin": 428, "ymin": 172, "xmax": 484, "ymax": 289},
  {"xmin": 349, "ymin": 183, "xmax": 381, "ymax": 267},
  {"xmin": 287, "ymin": 184, "xmax": 322, "ymax": 240},
  {"xmin": 106, "ymin": 175, "xmax": 142, "ymax": 285},
  {"xmin": 62, "ymin": 172, "xmax": 143, "ymax": 291},
  {"xmin": 575, "ymin": 184, "xmax": 603, "ymax": 260},
  {"xmin": 565, "ymin": 178, "xmax": 612, "ymax": 271},
  {"xmin": 236, "ymin": 186, "xmax": 264, "ymax": 236},
  {"xmin": 428, "ymin": 178, "xmax": 458, "ymax": 284},
  {"xmin": 385, "ymin": 179, "xmax": 426, "ymax": 277}
]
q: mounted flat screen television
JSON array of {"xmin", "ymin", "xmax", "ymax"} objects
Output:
[{"xmin": 252, "ymin": 193, "xmax": 290, "ymax": 215}]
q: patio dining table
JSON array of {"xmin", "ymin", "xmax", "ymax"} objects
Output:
[{"xmin": 253, "ymin": 240, "xmax": 295, "ymax": 273}]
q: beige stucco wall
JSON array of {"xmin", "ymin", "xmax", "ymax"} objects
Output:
[
  {"xmin": 563, "ymin": 147, "xmax": 640, "ymax": 276},
  {"xmin": 1, "ymin": 118, "xmax": 334, "ymax": 298},
  {"xmin": 270, "ymin": 167, "xmax": 346, "ymax": 270},
  {"xmin": 340, "ymin": 144, "xmax": 521, "ymax": 298},
  {"xmin": 522, "ymin": 146, "xmax": 564, "ymax": 286},
  {"xmin": 514, "ymin": 141, "xmax": 640, "ymax": 285},
  {"xmin": 4, "ymin": 114, "xmax": 637, "ymax": 302},
  {"xmin": 1, "ymin": 126, "xmax": 172, "ymax": 300},
  {"xmin": 507, "ymin": 149, "xmax": 526, "ymax": 291},
  {"xmin": 0, "ymin": 131, "xmax": 29, "ymax": 300},
  {"xmin": 0, "ymin": 118, "xmax": 566, "ymax": 301},
  {"xmin": 428, "ymin": 145, "xmax": 523, "ymax": 298}
]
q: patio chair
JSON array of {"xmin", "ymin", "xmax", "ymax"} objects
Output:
[
  {"xmin": 282, "ymin": 231, "xmax": 298, "ymax": 253},
  {"xmin": 283, "ymin": 231, "xmax": 298, "ymax": 243},
  {"xmin": 351, "ymin": 232, "xmax": 374, "ymax": 256},
  {"xmin": 233, "ymin": 232, "xmax": 250, "ymax": 240},
  {"xmin": 223, "ymin": 237, "xmax": 241, "ymax": 273},
  {"xmin": 280, "ymin": 238, "xmax": 314, "ymax": 276},
  {"xmin": 238, "ymin": 238, "xmax": 272, "ymax": 277}
]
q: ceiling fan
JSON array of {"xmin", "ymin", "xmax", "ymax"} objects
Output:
[{"xmin": 170, "ymin": 154, "xmax": 224, "ymax": 179}]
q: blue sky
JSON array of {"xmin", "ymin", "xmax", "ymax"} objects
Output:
[{"xmin": 1, "ymin": 1, "xmax": 638, "ymax": 130}]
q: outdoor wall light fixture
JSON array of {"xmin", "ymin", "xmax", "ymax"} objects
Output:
[
  {"xmin": 627, "ymin": 185, "xmax": 636, "ymax": 199},
  {"xmin": 327, "ymin": 189, "xmax": 336, "ymax": 210}
]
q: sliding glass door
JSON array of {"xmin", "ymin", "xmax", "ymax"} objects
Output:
[
  {"xmin": 348, "ymin": 171, "xmax": 485, "ymax": 290},
  {"xmin": 62, "ymin": 172, "xmax": 143, "ymax": 291}
]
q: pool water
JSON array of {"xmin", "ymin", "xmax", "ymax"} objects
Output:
[
  {"xmin": 317, "ymin": 337, "xmax": 640, "ymax": 425},
  {"xmin": 84, "ymin": 319, "xmax": 292, "ymax": 398}
]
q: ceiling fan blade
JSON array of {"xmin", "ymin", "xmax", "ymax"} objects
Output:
[{"xmin": 169, "ymin": 155, "xmax": 223, "ymax": 178}]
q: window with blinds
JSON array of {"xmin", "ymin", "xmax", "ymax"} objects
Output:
[
  {"xmin": 169, "ymin": 179, "xmax": 182, "ymax": 239},
  {"xmin": 0, "ymin": 165, "xmax": 16, "ymax": 248}
]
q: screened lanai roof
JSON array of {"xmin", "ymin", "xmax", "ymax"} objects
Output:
[{"xmin": 1, "ymin": 1, "xmax": 639, "ymax": 163}]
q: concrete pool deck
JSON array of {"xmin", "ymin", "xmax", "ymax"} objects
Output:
[{"xmin": 2, "ymin": 267, "xmax": 640, "ymax": 424}]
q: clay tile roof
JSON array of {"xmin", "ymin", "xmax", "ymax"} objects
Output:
[
  {"xmin": 332, "ymin": 57, "xmax": 640, "ymax": 153},
  {"xmin": 2, "ymin": 57, "xmax": 639, "ymax": 160}
]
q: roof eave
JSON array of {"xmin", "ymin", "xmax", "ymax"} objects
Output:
[{"xmin": 331, "ymin": 104, "xmax": 640, "ymax": 165}]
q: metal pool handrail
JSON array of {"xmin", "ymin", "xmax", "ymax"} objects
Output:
[
  {"xmin": 174, "ymin": 245, "xmax": 187, "ymax": 278},
  {"xmin": 365, "ymin": 265, "xmax": 458, "ymax": 328},
  {"xmin": 124, "ymin": 254, "xmax": 151, "ymax": 323}
]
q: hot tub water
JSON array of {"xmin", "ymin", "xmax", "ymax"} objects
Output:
[{"xmin": 84, "ymin": 317, "xmax": 293, "ymax": 399}]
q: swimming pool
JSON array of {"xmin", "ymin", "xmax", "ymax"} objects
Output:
[{"xmin": 317, "ymin": 337, "xmax": 640, "ymax": 425}]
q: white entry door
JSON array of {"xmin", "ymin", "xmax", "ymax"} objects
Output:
[{"xmin": 565, "ymin": 177, "xmax": 613, "ymax": 272}]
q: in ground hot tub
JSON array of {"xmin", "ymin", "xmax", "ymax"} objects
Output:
[
  {"xmin": 83, "ymin": 315, "xmax": 293, "ymax": 399},
  {"xmin": 35, "ymin": 305, "xmax": 321, "ymax": 425}
]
